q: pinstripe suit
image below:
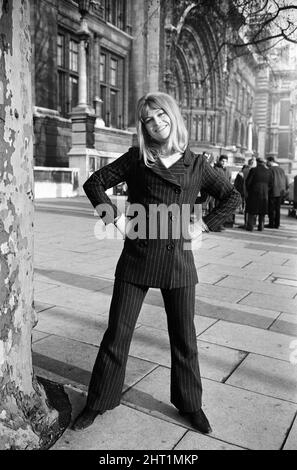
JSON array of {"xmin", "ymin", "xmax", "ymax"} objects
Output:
[{"xmin": 83, "ymin": 146, "xmax": 240, "ymax": 412}]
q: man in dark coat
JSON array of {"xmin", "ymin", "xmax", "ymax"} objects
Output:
[
  {"xmin": 213, "ymin": 155, "xmax": 233, "ymax": 229},
  {"xmin": 214, "ymin": 155, "xmax": 232, "ymax": 182},
  {"xmin": 245, "ymin": 157, "xmax": 272, "ymax": 231},
  {"xmin": 266, "ymin": 156, "xmax": 288, "ymax": 228}
]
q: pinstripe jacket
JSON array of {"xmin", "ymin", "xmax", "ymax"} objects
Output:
[{"xmin": 83, "ymin": 146, "xmax": 240, "ymax": 288}]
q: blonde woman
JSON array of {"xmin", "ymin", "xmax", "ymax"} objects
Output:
[{"xmin": 72, "ymin": 92, "xmax": 240, "ymax": 433}]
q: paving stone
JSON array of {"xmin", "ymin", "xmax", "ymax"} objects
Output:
[
  {"xmin": 269, "ymin": 313, "xmax": 297, "ymax": 337},
  {"xmin": 196, "ymin": 254, "xmax": 252, "ymax": 268},
  {"xmin": 221, "ymin": 253, "xmax": 267, "ymax": 265},
  {"xmin": 32, "ymin": 335, "xmax": 156, "ymax": 392},
  {"xmin": 283, "ymin": 418, "xmax": 297, "ymax": 450},
  {"xmin": 32, "ymin": 330, "xmax": 51, "ymax": 343},
  {"xmin": 34, "ymin": 365, "xmax": 88, "ymax": 394},
  {"xmin": 35, "ymin": 268, "xmax": 114, "ymax": 292},
  {"xmin": 137, "ymin": 303, "xmax": 217, "ymax": 335},
  {"xmin": 53, "ymin": 387, "xmax": 185, "ymax": 450},
  {"xmin": 226, "ymin": 353, "xmax": 297, "ymax": 403},
  {"xmin": 34, "ymin": 281, "xmax": 61, "ymax": 294},
  {"xmin": 34, "ymin": 301, "xmax": 55, "ymax": 313},
  {"xmin": 196, "ymin": 270, "xmax": 230, "ymax": 285},
  {"xmin": 35, "ymin": 286, "xmax": 112, "ymax": 315},
  {"xmin": 245, "ymin": 243, "xmax": 297, "ymax": 255},
  {"xmin": 247, "ymin": 255, "xmax": 291, "ymax": 267},
  {"xmin": 123, "ymin": 367, "xmax": 297, "ymax": 450},
  {"xmin": 35, "ymin": 306, "xmax": 108, "ymax": 346},
  {"xmin": 196, "ymin": 295, "xmax": 279, "ymax": 329},
  {"xmin": 283, "ymin": 258, "xmax": 297, "ymax": 268},
  {"xmin": 199, "ymin": 320, "xmax": 295, "ymax": 362},
  {"xmin": 130, "ymin": 325, "xmax": 247, "ymax": 382},
  {"xmin": 196, "ymin": 284, "xmax": 249, "ymax": 303},
  {"xmin": 215, "ymin": 275, "xmax": 297, "ymax": 299},
  {"xmin": 239, "ymin": 292, "xmax": 297, "ymax": 315},
  {"xmin": 198, "ymin": 263, "xmax": 272, "ymax": 281},
  {"xmin": 175, "ymin": 432, "xmax": 245, "ymax": 450},
  {"xmin": 198, "ymin": 341, "xmax": 246, "ymax": 382}
]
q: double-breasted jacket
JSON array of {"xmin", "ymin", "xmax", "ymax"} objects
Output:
[{"xmin": 83, "ymin": 146, "xmax": 240, "ymax": 288}]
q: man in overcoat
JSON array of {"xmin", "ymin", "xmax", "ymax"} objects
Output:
[{"xmin": 245, "ymin": 157, "xmax": 272, "ymax": 231}]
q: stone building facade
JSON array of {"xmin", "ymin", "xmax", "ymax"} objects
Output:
[
  {"xmin": 256, "ymin": 44, "xmax": 297, "ymax": 174},
  {"xmin": 30, "ymin": 0, "xmax": 297, "ymax": 190}
]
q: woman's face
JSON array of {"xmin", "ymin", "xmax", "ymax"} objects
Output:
[{"xmin": 142, "ymin": 106, "xmax": 171, "ymax": 144}]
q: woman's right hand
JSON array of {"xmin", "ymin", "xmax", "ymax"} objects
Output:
[{"xmin": 114, "ymin": 214, "xmax": 133, "ymax": 238}]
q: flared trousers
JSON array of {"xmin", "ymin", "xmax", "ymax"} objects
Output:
[{"xmin": 86, "ymin": 279, "xmax": 202, "ymax": 412}]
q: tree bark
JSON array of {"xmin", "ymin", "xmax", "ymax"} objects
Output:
[{"xmin": 0, "ymin": 0, "xmax": 60, "ymax": 449}]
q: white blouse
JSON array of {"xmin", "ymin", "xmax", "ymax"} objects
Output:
[{"xmin": 159, "ymin": 152, "xmax": 183, "ymax": 168}]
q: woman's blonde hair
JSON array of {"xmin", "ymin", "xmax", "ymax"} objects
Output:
[{"xmin": 136, "ymin": 92, "xmax": 188, "ymax": 166}]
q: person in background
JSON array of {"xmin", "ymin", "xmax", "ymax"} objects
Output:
[
  {"xmin": 245, "ymin": 157, "xmax": 272, "ymax": 231},
  {"xmin": 234, "ymin": 166, "xmax": 245, "ymax": 214},
  {"xmin": 214, "ymin": 155, "xmax": 232, "ymax": 182},
  {"xmin": 71, "ymin": 91, "xmax": 240, "ymax": 433},
  {"xmin": 200, "ymin": 152, "xmax": 215, "ymax": 217},
  {"xmin": 239, "ymin": 158, "xmax": 255, "ymax": 229},
  {"xmin": 266, "ymin": 156, "xmax": 288, "ymax": 229},
  {"xmin": 214, "ymin": 155, "xmax": 233, "ymax": 229}
]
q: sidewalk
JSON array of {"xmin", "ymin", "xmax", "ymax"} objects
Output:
[{"xmin": 32, "ymin": 197, "xmax": 297, "ymax": 450}]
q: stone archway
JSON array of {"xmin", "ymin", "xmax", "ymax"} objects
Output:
[{"xmin": 165, "ymin": 6, "xmax": 224, "ymax": 145}]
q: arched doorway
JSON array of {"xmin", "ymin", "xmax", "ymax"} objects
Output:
[{"xmin": 166, "ymin": 7, "xmax": 223, "ymax": 146}]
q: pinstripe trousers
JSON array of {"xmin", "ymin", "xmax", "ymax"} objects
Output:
[{"xmin": 86, "ymin": 279, "xmax": 202, "ymax": 412}]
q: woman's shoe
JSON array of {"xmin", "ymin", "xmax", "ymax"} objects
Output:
[
  {"xmin": 179, "ymin": 408, "xmax": 212, "ymax": 434},
  {"xmin": 71, "ymin": 407, "xmax": 104, "ymax": 431}
]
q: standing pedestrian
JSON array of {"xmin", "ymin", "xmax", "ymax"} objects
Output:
[
  {"xmin": 213, "ymin": 155, "xmax": 234, "ymax": 229},
  {"xmin": 266, "ymin": 156, "xmax": 288, "ymax": 228},
  {"xmin": 238, "ymin": 158, "xmax": 255, "ymax": 229},
  {"xmin": 245, "ymin": 157, "xmax": 272, "ymax": 231},
  {"xmin": 199, "ymin": 152, "xmax": 215, "ymax": 217},
  {"xmin": 72, "ymin": 92, "xmax": 240, "ymax": 433},
  {"xmin": 234, "ymin": 166, "xmax": 245, "ymax": 214}
]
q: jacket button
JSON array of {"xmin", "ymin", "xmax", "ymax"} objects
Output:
[
  {"xmin": 175, "ymin": 188, "xmax": 181, "ymax": 194},
  {"xmin": 167, "ymin": 243, "xmax": 174, "ymax": 251}
]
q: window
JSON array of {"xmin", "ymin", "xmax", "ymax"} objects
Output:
[
  {"xmin": 110, "ymin": 58, "xmax": 118, "ymax": 86},
  {"xmin": 278, "ymin": 133, "xmax": 289, "ymax": 158},
  {"xmin": 100, "ymin": 53, "xmax": 106, "ymax": 82},
  {"xmin": 105, "ymin": 0, "xmax": 126, "ymax": 30},
  {"xmin": 280, "ymin": 100, "xmax": 290, "ymax": 126},
  {"xmin": 57, "ymin": 31, "xmax": 79, "ymax": 116},
  {"xmin": 99, "ymin": 49, "xmax": 124, "ymax": 128}
]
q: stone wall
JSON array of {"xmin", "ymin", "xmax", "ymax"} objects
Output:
[
  {"xmin": 33, "ymin": 109, "xmax": 72, "ymax": 167},
  {"xmin": 94, "ymin": 127, "xmax": 135, "ymax": 157}
]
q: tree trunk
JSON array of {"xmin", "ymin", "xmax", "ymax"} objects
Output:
[{"xmin": 0, "ymin": 0, "xmax": 60, "ymax": 449}]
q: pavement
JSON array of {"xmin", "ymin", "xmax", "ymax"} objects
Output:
[{"xmin": 32, "ymin": 196, "xmax": 297, "ymax": 451}]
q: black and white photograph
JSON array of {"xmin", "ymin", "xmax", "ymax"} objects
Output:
[{"xmin": 1, "ymin": 0, "xmax": 297, "ymax": 456}]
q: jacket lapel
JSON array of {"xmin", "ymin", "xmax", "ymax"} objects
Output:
[
  {"xmin": 149, "ymin": 157, "xmax": 180, "ymax": 187},
  {"xmin": 148, "ymin": 147, "xmax": 192, "ymax": 187}
]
